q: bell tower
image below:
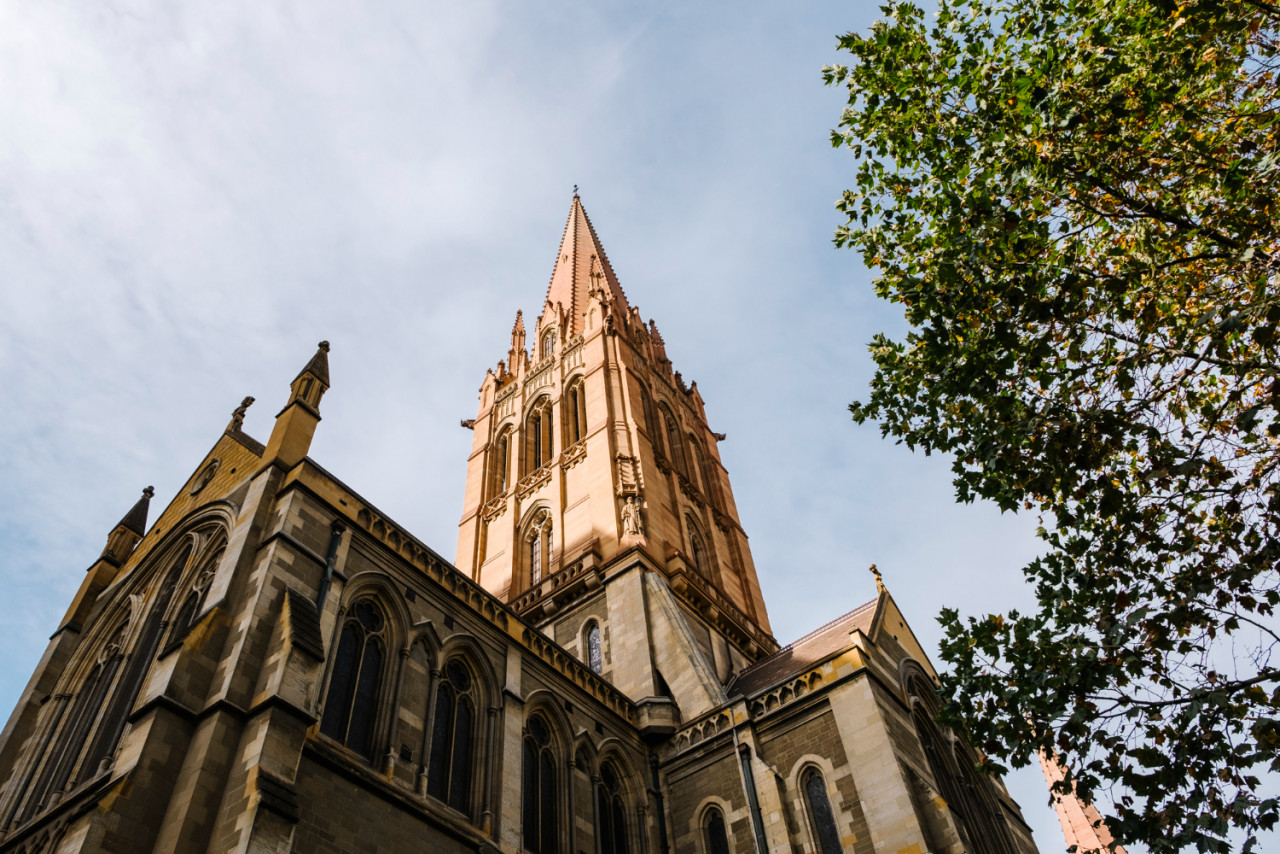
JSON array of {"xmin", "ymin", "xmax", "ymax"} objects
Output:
[{"xmin": 457, "ymin": 195, "xmax": 776, "ymax": 721}]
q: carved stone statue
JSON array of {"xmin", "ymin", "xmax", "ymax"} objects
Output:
[
  {"xmin": 228, "ymin": 396, "xmax": 255, "ymax": 431},
  {"xmin": 621, "ymin": 495, "xmax": 645, "ymax": 539}
]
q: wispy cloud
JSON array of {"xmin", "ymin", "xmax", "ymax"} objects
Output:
[{"xmin": 0, "ymin": 1, "xmax": 1070, "ymax": 847}]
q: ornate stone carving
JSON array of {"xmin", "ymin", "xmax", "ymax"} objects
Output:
[
  {"xmin": 615, "ymin": 454, "xmax": 641, "ymax": 494},
  {"xmin": 516, "ymin": 466, "xmax": 552, "ymax": 499},
  {"xmin": 227, "ymin": 396, "xmax": 254, "ymax": 432},
  {"xmin": 481, "ymin": 495, "xmax": 507, "ymax": 521},
  {"xmin": 561, "ymin": 439, "xmax": 587, "ymax": 470}
]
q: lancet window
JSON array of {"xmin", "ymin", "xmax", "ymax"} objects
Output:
[
  {"xmin": 584, "ymin": 622, "xmax": 603, "ymax": 674},
  {"xmin": 524, "ymin": 508, "xmax": 553, "ymax": 590},
  {"xmin": 488, "ymin": 427, "xmax": 512, "ymax": 499},
  {"xmin": 686, "ymin": 515, "xmax": 709, "ymax": 580},
  {"xmin": 427, "ymin": 658, "xmax": 476, "ymax": 814},
  {"xmin": 564, "ymin": 377, "xmax": 587, "ymax": 446},
  {"xmin": 526, "ymin": 398, "xmax": 554, "ymax": 473},
  {"xmin": 522, "ymin": 714, "xmax": 559, "ymax": 854},
  {"xmin": 637, "ymin": 383, "xmax": 661, "ymax": 447},
  {"xmin": 802, "ymin": 768, "xmax": 843, "ymax": 854},
  {"xmin": 595, "ymin": 762, "xmax": 629, "ymax": 854},
  {"xmin": 321, "ymin": 599, "xmax": 388, "ymax": 760},
  {"xmin": 542, "ymin": 328, "xmax": 556, "ymax": 359},
  {"xmin": 662, "ymin": 408, "xmax": 686, "ymax": 477},
  {"xmin": 702, "ymin": 806, "xmax": 731, "ymax": 854}
]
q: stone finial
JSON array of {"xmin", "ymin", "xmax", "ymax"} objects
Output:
[
  {"xmin": 870, "ymin": 564, "xmax": 886, "ymax": 595},
  {"xmin": 228, "ymin": 396, "xmax": 255, "ymax": 431},
  {"xmin": 318, "ymin": 340, "xmax": 330, "ymax": 352},
  {"xmin": 116, "ymin": 486, "xmax": 155, "ymax": 538}
]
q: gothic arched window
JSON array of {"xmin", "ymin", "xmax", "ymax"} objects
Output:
[
  {"xmin": 702, "ymin": 806, "xmax": 731, "ymax": 854},
  {"xmin": 637, "ymin": 384, "xmax": 660, "ymax": 446},
  {"xmin": 662, "ymin": 409, "xmax": 686, "ymax": 477},
  {"xmin": 584, "ymin": 622, "xmax": 603, "ymax": 674},
  {"xmin": 542, "ymin": 328, "xmax": 556, "ymax": 359},
  {"xmin": 489, "ymin": 427, "xmax": 512, "ymax": 499},
  {"xmin": 164, "ymin": 546, "xmax": 223, "ymax": 653},
  {"xmin": 526, "ymin": 398, "xmax": 554, "ymax": 473},
  {"xmin": 522, "ymin": 714, "xmax": 558, "ymax": 854},
  {"xmin": 427, "ymin": 658, "xmax": 476, "ymax": 814},
  {"xmin": 686, "ymin": 433, "xmax": 703, "ymax": 490},
  {"xmin": 905, "ymin": 670, "xmax": 1013, "ymax": 854},
  {"xmin": 596, "ymin": 762, "xmax": 629, "ymax": 854},
  {"xmin": 802, "ymin": 768, "xmax": 842, "ymax": 854},
  {"xmin": 83, "ymin": 558, "xmax": 184, "ymax": 775},
  {"xmin": 321, "ymin": 599, "xmax": 387, "ymax": 760},
  {"xmin": 686, "ymin": 515, "xmax": 708, "ymax": 580},
  {"xmin": 564, "ymin": 378, "xmax": 587, "ymax": 446},
  {"xmin": 524, "ymin": 509, "xmax": 553, "ymax": 590}
]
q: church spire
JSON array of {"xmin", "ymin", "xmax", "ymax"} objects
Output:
[{"xmin": 543, "ymin": 194, "xmax": 630, "ymax": 335}]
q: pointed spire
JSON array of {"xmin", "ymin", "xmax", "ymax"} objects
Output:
[
  {"xmin": 99, "ymin": 486, "xmax": 153, "ymax": 565},
  {"xmin": 119, "ymin": 486, "xmax": 154, "ymax": 536},
  {"xmin": 543, "ymin": 195, "xmax": 631, "ymax": 336},
  {"xmin": 296, "ymin": 340, "xmax": 331, "ymax": 388}
]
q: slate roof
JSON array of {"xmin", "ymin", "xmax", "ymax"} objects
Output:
[{"xmin": 728, "ymin": 597, "xmax": 879, "ymax": 697}]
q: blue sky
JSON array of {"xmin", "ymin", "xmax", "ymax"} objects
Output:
[{"xmin": 0, "ymin": 1, "xmax": 1073, "ymax": 848}]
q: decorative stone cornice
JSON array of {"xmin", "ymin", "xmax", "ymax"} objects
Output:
[
  {"xmin": 510, "ymin": 549, "xmax": 603, "ymax": 619},
  {"xmin": 560, "ymin": 440, "xmax": 587, "ymax": 470},
  {"xmin": 516, "ymin": 467, "xmax": 552, "ymax": 500},
  {"xmin": 481, "ymin": 495, "xmax": 507, "ymax": 522}
]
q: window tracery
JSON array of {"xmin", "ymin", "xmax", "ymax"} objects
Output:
[
  {"xmin": 321, "ymin": 599, "xmax": 388, "ymax": 760},
  {"xmin": 427, "ymin": 658, "xmax": 476, "ymax": 814},
  {"xmin": 488, "ymin": 427, "xmax": 512, "ymax": 499},
  {"xmin": 526, "ymin": 398, "xmax": 554, "ymax": 473},
  {"xmin": 523, "ymin": 508, "xmax": 553, "ymax": 590},
  {"xmin": 564, "ymin": 378, "xmax": 587, "ymax": 446},
  {"xmin": 522, "ymin": 714, "xmax": 558, "ymax": 854},
  {"xmin": 596, "ymin": 762, "xmax": 629, "ymax": 854}
]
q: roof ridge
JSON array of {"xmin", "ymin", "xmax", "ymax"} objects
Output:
[{"xmin": 734, "ymin": 597, "xmax": 877, "ymax": 679}]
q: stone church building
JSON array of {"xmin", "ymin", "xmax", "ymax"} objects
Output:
[{"xmin": 0, "ymin": 198, "xmax": 1043, "ymax": 854}]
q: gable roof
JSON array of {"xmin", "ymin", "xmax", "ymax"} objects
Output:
[{"xmin": 728, "ymin": 598, "xmax": 879, "ymax": 697}]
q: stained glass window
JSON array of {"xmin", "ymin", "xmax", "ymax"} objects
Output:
[
  {"xmin": 803, "ymin": 769, "xmax": 842, "ymax": 854},
  {"xmin": 320, "ymin": 599, "xmax": 386, "ymax": 761}
]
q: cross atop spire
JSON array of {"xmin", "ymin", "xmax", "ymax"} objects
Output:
[{"xmin": 543, "ymin": 195, "xmax": 630, "ymax": 336}]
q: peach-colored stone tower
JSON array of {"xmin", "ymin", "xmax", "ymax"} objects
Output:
[{"xmin": 456, "ymin": 195, "xmax": 777, "ymax": 718}]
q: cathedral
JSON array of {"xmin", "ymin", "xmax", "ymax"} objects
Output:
[{"xmin": 0, "ymin": 197, "xmax": 1044, "ymax": 854}]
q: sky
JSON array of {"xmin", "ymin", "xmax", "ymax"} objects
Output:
[{"xmin": 0, "ymin": 1, "xmax": 1080, "ymax": 849}]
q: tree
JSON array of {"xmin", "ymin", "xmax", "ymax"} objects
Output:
[{"xmin": 826, "ymin": 0, "xmax": 1280, "ymax": 850}]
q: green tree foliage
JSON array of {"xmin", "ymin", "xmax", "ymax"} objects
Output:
[{"xmin": 827, "ymin": 0, "xmax": 1280, "ymax": 849}]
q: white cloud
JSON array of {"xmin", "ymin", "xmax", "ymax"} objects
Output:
[{"xmin": 0, "ymin": 1, "xmax": 1084, "ymax": 848}]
